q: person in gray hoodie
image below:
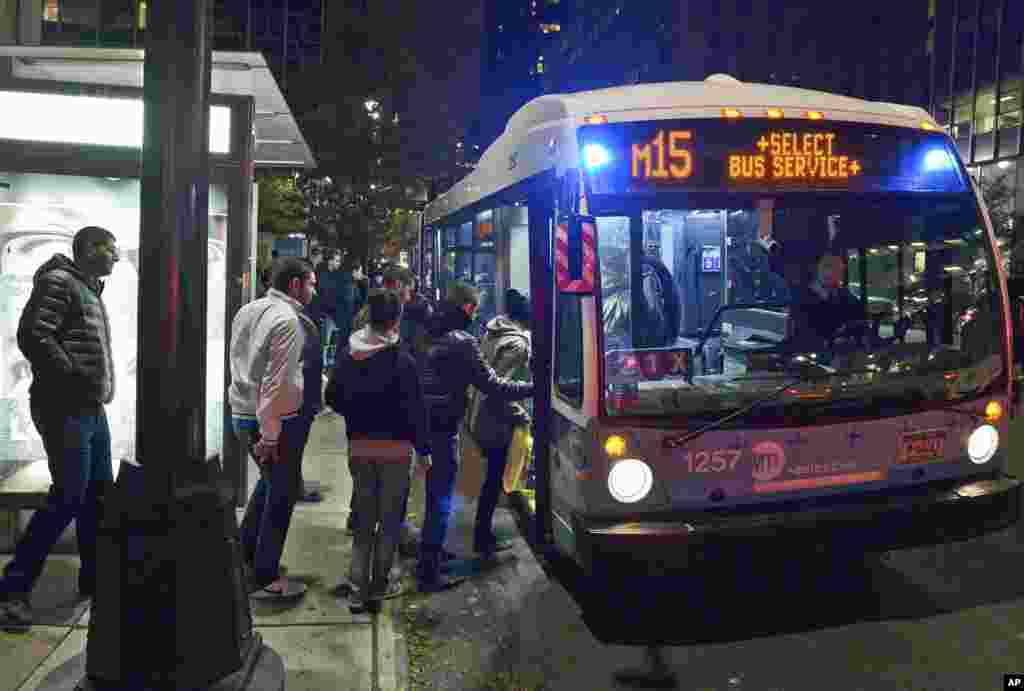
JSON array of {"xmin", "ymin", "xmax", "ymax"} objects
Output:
[
  {"xmin": 325, "ymin": 289, "xmax": 431, "ymax": 613},
  {"xmin": 466, "ymin": 289, "xmax": 532, "ymax": 559}
]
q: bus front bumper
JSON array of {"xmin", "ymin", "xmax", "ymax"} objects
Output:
[{"xmin": 574, "ymin": 474, "xmax": 1021, "ymax": 574}]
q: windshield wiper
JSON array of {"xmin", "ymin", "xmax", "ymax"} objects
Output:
[
  {"xmin": 670, "ymin": 370, "xmax": 829, "ymax": 447},
  {"xmin": 674, "ymin": 367, "xmax": 989, "ymax": 448}
]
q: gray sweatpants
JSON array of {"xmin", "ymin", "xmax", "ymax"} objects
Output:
[{"xmin": 348, "ymin": 456, "xmax": 412, "ymax": 597}]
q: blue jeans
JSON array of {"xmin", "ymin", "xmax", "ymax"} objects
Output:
[
  {"xmin": 322, "ymin": 315, "xmax": 338, "ymax": 369},
  {"xmin": 2, "ymin": 403, "xmax": 113, "ymax": 596},
  {"xmin": 234, "ymin": 415, "xmax": 308, "ymax": 586},
  {"xmin": 474, "ymin": 444, "xmax": 510, "ymax": 552},
  {"xmin": 418, "ymin": 431, "xmax": 459, "ymax": 571}
]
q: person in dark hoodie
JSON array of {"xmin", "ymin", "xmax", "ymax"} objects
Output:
[
  {"xmin": 346, "ymin": 265, "xmax": 433, "ymax": 553},
  {"xmin": 0, "ymin": 227, "xmax": 119, "ymax": 625},
  {"xmin": 417, "ymin": 281, "xmax": 533, "ymax": 592},
  {"xmin": 466, "ymin": 289, "xmax": 532, "ymax": 561},
  {"xmin": 325, "ymin": 290, "xmax": 431, "ymax": 613}
]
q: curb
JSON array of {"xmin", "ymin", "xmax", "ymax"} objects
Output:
[{"xmin": 377, "ymin": 600, "xmax": 402, "ymax": 691}]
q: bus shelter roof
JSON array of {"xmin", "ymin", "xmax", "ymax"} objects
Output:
[{"xmin": 0, "ymin": 46, "xmax": 315, "ymax": 171}]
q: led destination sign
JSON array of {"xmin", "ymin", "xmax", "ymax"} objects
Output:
[
  {"xmin": 582, "ymin": 119, "xmax": 967, "ymax": 195},
  {"xmin": 728, "ymin": 131, "xmax": 862, "ymax": 181}
]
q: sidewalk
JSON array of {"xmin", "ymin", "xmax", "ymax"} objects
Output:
[{"xmin": 0, "ymin": 410, "xmax": 399, "ymax": 691}]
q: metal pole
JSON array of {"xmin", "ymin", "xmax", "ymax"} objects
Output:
[
  {"xmin": 134, "ymin": 0, "xmax": 211, "ymax": 502},
  {"xmin": 80, "ymin": 0, "xmax": 272, "ymax": 688}
]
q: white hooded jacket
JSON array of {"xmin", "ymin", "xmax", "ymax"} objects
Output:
[{"xmin": 228, "ymin": 288, "xmax": 316, "ymax": 443}]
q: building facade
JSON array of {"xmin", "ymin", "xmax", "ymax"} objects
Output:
[
  {"xmin": 929, "ymin": 0, "xmax": 1024, "ymax": 230},
  {"xmin": 13, "ymin": 0, "xmax": 322, "ymax": 90}
]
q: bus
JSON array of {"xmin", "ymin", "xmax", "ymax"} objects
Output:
[{"xmin": 419, "ymin": 74, "xmax": 1019, "ymax": 579}]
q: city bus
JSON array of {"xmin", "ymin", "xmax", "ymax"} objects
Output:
[{"xmin": 418, "ymin": 74, "xmax": 1019, "ymax": 579}]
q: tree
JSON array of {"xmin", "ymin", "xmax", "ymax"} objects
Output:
[{"xmin": 257, "ymin": 175, "xmax": 306, "ymax": 237}]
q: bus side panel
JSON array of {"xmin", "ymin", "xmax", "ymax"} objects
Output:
[{"xmin": 549, "ymin": 403, "xmax": 590, "ymax": 564}]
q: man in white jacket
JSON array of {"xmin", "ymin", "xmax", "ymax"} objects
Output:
[{"xmin": 229, "ymin": 257, "xmax": 318, "ymax": 600}]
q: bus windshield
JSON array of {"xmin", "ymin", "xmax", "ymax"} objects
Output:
[{"xmin": 597, "ymin": 195, "xmax": 1007, "ymax": 418}]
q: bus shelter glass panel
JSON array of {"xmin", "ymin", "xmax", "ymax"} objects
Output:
[{"xmin": 0, "ymin": 172, "xmax": 228, "ymax": 483}]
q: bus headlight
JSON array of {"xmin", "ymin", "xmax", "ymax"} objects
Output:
[
  {"xmin": 608, "ymin": 459, "xmax": 653, "ymax": 504},
  {"xmin": 967, "ymin": 425, "xmax": 999, "ymax": 464}
]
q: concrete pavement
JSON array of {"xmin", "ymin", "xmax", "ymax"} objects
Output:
[{"xmin": 1, "ymin": 410, "xmax": 399, "ymax": 691}]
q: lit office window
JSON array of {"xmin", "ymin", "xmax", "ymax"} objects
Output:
[{"xmin": 540, "ymin": 23, "xmax": 561, "ymax": 33}]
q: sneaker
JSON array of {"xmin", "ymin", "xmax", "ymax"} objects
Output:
[
  {"xmin": 417, "ymin": 574, "xmax": 468, "ymax": 594},
  {"xmin": 369, "ymin": 580, "xmax": 405, "ymax": 601},
  {"xmin": 0, "ymin": 595, "xmax": 32, "ymax": 626},
  {"xmin": 348, "ymin": 592, "xmax": 368, "ymax": 614},
  {"xmin": 476, "ymin": 539, "xmax": 516, "ymax": 559}
]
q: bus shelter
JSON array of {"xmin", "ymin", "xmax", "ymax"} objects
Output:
[{"xmin": 0, "ymin": 47, "xmax": 315, "ymax": 517}]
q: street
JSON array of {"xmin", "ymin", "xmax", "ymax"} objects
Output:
[{"xmin": 393, "ymin": 418, "xmax": 1024, "ymax": 691}]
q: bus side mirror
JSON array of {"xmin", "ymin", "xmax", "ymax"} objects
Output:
[{"xmin": 556, "ymin": 215, "xmax": 596, "ymax": 294}]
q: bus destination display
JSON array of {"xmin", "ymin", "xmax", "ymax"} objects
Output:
[
  {"xmin": 581, "ymin": 119, "xmax": 966, "ymax": 195},
  {"xmin": 631, "ymin": 129, "xmax": 863, "ymax": 184}
]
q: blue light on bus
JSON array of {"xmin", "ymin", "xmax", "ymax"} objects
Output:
[
  {"xmin": 923, "ymin": 148, "xmax": 953, "ymax": 171},
  {"xmin": 583, "ymin": 143, "xmax": 612, "ymax": 170}
]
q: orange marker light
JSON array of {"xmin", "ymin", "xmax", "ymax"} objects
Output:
[
  {"xmin": 985, "ymin": 400, "xmax": 1004, "ymax": 423},
  {"xmin": 766, "ymin": 108, "xmax": 784, "ymax": 118},
  {"xmin": 722, "ymin": 108, "xmax": 743, "ymax": 118},
  {"xmin": 584, "ymin": 115, "xmax": 608, "ymax": 125},
  {"xmin": 805, "ymin": 110, "xmax": 825, "ymax": 120},
  {"xmin": 604, "ymin": 435, "xmax": 627, "ymax": 458}
]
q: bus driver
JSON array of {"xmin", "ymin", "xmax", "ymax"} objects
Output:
[{"xmin": 790, "ymin": 253, "xmax": 866, "ymax": 349}]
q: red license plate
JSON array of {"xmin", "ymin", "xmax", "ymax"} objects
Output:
[{"xmin": 897, "ymin": 429, "xmax": 947, "ymax": 465}]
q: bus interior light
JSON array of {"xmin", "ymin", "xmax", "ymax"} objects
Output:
[
  {"xmin": 967, "ymin": 425, "xmax": 999, "ymax": 464},
  {"xmin": 722, "ymin": 108, "xmax": 743, "ymax": 118},
  {"xmin": 805, "ymin": 110, "xmax": 825, "ymax": 120},
  {"xmin": 921, "ymin": 121, "xmax": 939, "ymax": 131},
  {"xmin": 583, "ymin": 143, "xmax": 612, "ymax": 170},
  {"xmin": 766, "ymin": 108, "xmax": 784, "ymax": 118},
  {"xmin": 584, "ymin": 115, "xmax": 609, "ymax": 125}
]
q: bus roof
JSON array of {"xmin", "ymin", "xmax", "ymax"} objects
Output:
[{"xmin": 424, "ymin": 74, "xmax": 940, "ymax": 225}]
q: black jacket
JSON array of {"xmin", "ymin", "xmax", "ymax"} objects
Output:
[
  {"xmin": 17, "ymin": 254, "xmax": 115, "ymax": 409},
  {"xmin": 420, "ymin": 302, "xmax": 533, "ymax": 434},
  {"xmin": 324, "ymin": 330, "xmax": 430, "ymax": 454}
]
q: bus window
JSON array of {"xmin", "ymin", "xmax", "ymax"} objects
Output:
[
  {"xmin": 555, "ymin": 290, "xmax": 585, "ymax": 407},
  {"xmin": 601, "ymin": 197, "xmax": 1006, "ymax": 417},
  {"xmin": 597, "ymin": 216, "xmax": 632, "ymax": 351}
]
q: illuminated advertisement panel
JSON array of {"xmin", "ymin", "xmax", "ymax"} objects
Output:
[
  {"xmin": 580, "ymin": 119, "xmax": 969, "ymax": 196},
  {"xmin": 0, "ymin": 172, "xmax": 227, "ymax": 481}
]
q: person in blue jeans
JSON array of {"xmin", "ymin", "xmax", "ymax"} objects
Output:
[
  {"xmin": 228, "ymin": 257, "xmax": 319, "ymax": 601},
  {"xmin": 465, "ymin": 290, "xmax": 532, "ymax": 560},
  {"xmin": 417, "ymin": 282, "xmax": 533, "ymax": 592},
  {"xmin": 0, "ymin": 227, "xmax": 120, "ymax": 626}
]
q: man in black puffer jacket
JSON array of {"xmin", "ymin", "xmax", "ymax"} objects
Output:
[
  {"xmin": 416, "ymin": 282, "xmax": 533, "ymax": 592},
  {"xmin": 0, "ymin": 227, "xmax": 119, "ymax": 625}
]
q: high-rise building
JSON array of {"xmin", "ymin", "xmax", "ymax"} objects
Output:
[
  {"xmin": 479, "ymin": 2, "xmax": 931, "ymax": 151},
  {"xmin": 481, "ymin": 0, "xmax": 568, "ymax": 146},
  {"xmin": 22, "ymin": 0, "xmax": 323, "ymax": 90},
  {"xmin": 929, "ymin": 0, "xmax": 1023, "ymax": 215}
]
